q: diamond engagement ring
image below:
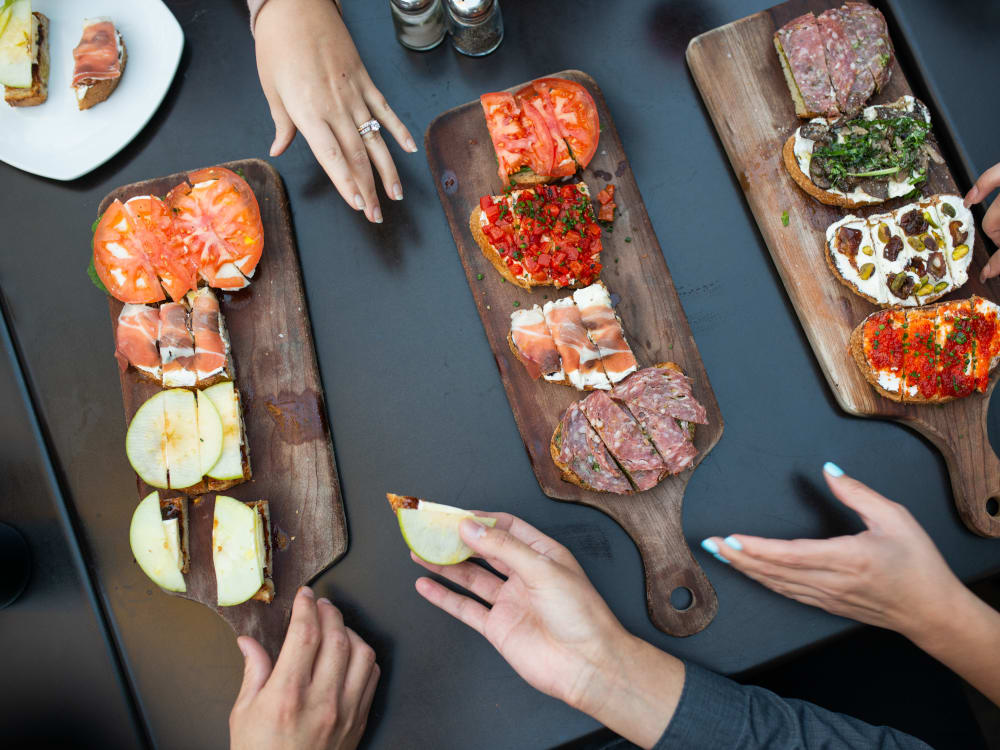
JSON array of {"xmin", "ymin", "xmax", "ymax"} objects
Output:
[{"xmin": 358, "ymin": 119, "xmax": 381, "ymax": 137}]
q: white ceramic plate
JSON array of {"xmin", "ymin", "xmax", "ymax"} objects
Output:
[{"xmin": 0, "ymin": 0, "xmax": 183, "ymax": 180}]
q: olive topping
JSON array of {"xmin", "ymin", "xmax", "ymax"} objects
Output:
[
  {"xmin": 877, "ymin": 222, "xmax": 891, "ymax": 243},
  {"xmin": 941, "ymin": 202, "xmax": 956, "ymax": 218},
  {"xmin": 923, "ymin": 234, "xmax": 937, "ymax": 251},
  {"xmin": 836, "ymin": 226, "xmax": 863, "ymax": 258},
  {"xmin": 884, "ymin": 235, "xmax": 903, "ymax": 261},
  {"xmin": 899, "ymin": 208, "xmax": 928, "ymax": 236},
  {"xmin": 933, "ymin": 280, "xmax": 950, "ymax": 293},
  {"xmin": 928, "ymin": 252, "xmax": 946, "ymax": 279},
  {"xmin": 949, "ymin": 220, "xmax": 967, "ymax": 247},
  {"xmin": 905, "ymin": 257, "xmax": 926, "ymax": 276}
]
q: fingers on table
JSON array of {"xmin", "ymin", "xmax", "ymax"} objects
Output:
[
  {"xmin": 414, "ymin": 576, "xmax": 490, "ymax": 635},
  {"xmin": 312, "ymin": 597, "xmax": 351, "ymax": 696},
  {"xmin": 410, "ymin": 551, "xmax": 504, "ymax": 604},
  {"xmin": 823, "ymin": 470, "xmax": 909, "ymax": 530},
  {"xmin": 297, "ymin": 119, "xmax": 367, "ymax": 214},
  {"xmin": 265, "ymin": 94, "xmax": 297, "ymax": 157},
  {"xmin": 329, "ymin": 106, "xmax": 383, "ymax": 223},
  {"xmin": 233, "ymin": 635, "xmax": 273, "ymax": 706},
  {"xmin": 271, "ymin": 586, "xmax": 323, "ymax": 690},
  {"xmin": 359, "ymin": 73, "xmax": 417, "ymax": 154},
  {"xmin": 341, "ymin": 626, "xmax": 378, "ymax": 707}
]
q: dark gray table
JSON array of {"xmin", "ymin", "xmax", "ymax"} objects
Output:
[{"xmin": 2, "ymin": 1, "xmax": 999, "ymax": 747}]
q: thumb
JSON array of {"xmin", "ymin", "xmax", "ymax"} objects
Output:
[
  {"xmin": 980, "ymin": 249, "xmax": 1000, "ymax": 284},
  {"xmin": 822, "ymin": 462, "xmax": 899, "ymax": 529},
  {"xmin": 268, "ymin": 100, "xmax": 297, "ymax": 157},
  {"xmin": 234, "ymin": 635, "xmax": 272, "ymax": 706},
  {"xmin": 459, "ymin": 518, "xmax": 549, "ymax": 585}
]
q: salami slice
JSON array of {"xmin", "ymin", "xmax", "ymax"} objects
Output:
[
  {"xmin": 580, "ymin": 391, "xmax": 664, "ymax": 491},
  {"xmin": 775, "ymin": 13, "xmax": 838, "ymax": 118},
  {"xmin": 843, "ymin": 2, "xmax": 893, "ymax": 91},
  {"xmin": 611, "ymin": 366, "xmax": 708, "ymax": 425},
  {"xmin": 817, "ymin": 8, "xmax": 875, "ymax": 117},
  {"xmin": 556, "ymin": 402, "xmax": 631, "ymax": 494}
]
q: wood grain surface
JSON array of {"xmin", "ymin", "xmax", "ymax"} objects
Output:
[
  {"xmin": 426, "ymin": 71, "xmax": 725, "ymax": 637},
  {"xmin": 101, "ymin": 159, "xmax": 347, "ymax": 658},
  {"xmin": 687, "ymin": 1, "xmax": 1000, "ymax": 537}
]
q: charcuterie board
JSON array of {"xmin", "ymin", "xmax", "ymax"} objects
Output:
[
  {"xmin": 426, "ymin": 71, "xmax": 725, "ymax": 637},
  {"xmin": 100, "ymin": 159, "xmax": 348, "ymax": 657},
  {"xmin": 687, "ymin": 1, "xmax": 1000, "ymax": 537}
]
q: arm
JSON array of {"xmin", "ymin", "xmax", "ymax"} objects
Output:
[
  {"xmin": 229, "ymin": 587, "xmax": 379, "ymax": 750},
  {"xmin": 964, "ymin": 162, "xmax": 1000, "ymax": 282},
  {"xmin": 414, "ymin": 513, "xmax": 931, "ymax": 749},
  {"xmin": 251, "ymin": 0, "xmax": 417, "ymax": 223},
  {"xmin": 703, "ymin": 462, "xmax": 1000, "ymax": 708}
]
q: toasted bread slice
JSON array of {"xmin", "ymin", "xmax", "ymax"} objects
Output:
[
  {"xmin": 509, "ymin": 167, "xmax": 553, "ymax": 187},
  {"xmin": 506, "ymin": 330, "xmax": 571, "ymax": 387},
  {"xmin": 4, "ymin": 13, "xmax": 49, "ymax": 107},
  {"xmin": 76, "ymin": 36, "xmax": 126, "ymax": 111},
  {"xmin": 782, "ymin": 135, "xmax": 883, "ymax": 209},
  {"xmin": 159, "ymin": 495, "xmax": 190, "ymax": 574},
  {"xmin": 470, "ymin": 206, "xmax": 533, "ymax": 290},
  {"xmin": 774, "ymin": 36, "xmax": 816, "ymax": 119},
  {"xmin": 246, "ymin": 500, "xmax": 274, "ymax": 603}
]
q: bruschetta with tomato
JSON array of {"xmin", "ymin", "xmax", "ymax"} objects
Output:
[
  {"xmin": 480, "ymin": 77, "xmax": 600, "ymax": 186},
  {"xmin": 471, "ymin": 183, "xmax": 603, "ymax": 289}
]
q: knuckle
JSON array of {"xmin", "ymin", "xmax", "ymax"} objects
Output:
[
  {"xmin": 329, "ymin": 630, "xmax": 352, "ymax": 655},
  {"xmin": 350, "ymin": 148, "xmax": 369, "ymax": 166},
  {"xmin": 357, "ymin": 644, "xmax": 377, "ymax": 667},
  {"xmin": 275, "ymin": 692, "xmax": 302, "ymax": 723},
  {"xmin": 320, "ymin": 143, "xmax": 343, "ymax": 164},
  {"xmin": 296, "ymin": 621, "xmax": 320, "ymax": 649}
]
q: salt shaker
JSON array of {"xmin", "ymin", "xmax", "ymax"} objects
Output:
[
  {"xmin": 390, "ymin": 0, "xmax": 447, "ymax": 51},
  {"xmin": 445, "ymin": 0, "xmax": 503, "ymax": 57}
]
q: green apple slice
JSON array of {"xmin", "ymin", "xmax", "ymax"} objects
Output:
[
  {"xmin": 397, "ymin": 504, "xmax": 496, "ymax": 566},
  {"xmin": 202, "ymin": 382, "xmax": 245, "ymax": 480},
  {"xmin": 195, "ymin": 390, "xmax": 224, "ymax": 477},
  {"xmin": 129, "ymin": 491, "xmax": 186, "ymax": 593},
  {"xmin": 213, "ymin": 496, "xmax": 264, "ymax": 606},
  {"xmin": 0, "ymin": 0, "xmax": 32, "ymax": 88},
  {"xmin": 162, "ymin": 388, "xmax": 202, "ymax": 490},
  {"xmin": 125, "ymin": 391, "xmax": 168, "ymax": 489}
]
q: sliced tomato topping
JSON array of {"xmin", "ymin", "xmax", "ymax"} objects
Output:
[
  {"xmin": 597, "ymin": 185, "xmax": 615, "ymax": 204},
  {"xmin": 93, "ymin": 199, "xmax": 166, "ymax": 304},
  {"xmin": 533, "ymin": 78, "xmax": 601, "ymax": 168},
  {"xmin": 123, "ymin": 196, "xmax": 198, "ymax": 301},
  {"xmin": 167, "ymin": 167, "xmax": 264, "ymax": 290},
  {"xmin": 480, "ymin": 92, "xmax": 535, "ymax": 183},
  {"xmin": 515, "ymin": 83, "xmax": 575, "ymax": 178}
]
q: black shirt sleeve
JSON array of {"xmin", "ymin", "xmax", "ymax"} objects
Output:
[{"xmin": 653, "ymin": 662, "xmax": 933, "ymax": 749}]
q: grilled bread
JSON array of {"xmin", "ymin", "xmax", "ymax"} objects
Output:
[{"xmin": 4, "ymin": 12, "xmax": 49, "ymax": 107}]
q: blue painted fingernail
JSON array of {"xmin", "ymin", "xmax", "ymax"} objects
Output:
[
  {"xmin": 823, "ymin": 462, "xmax": 844, "ymax": 477},
  {"xmin": 723, "ymin": 536, "xmax": 742, "ymax": 551},
  {"xmin": 713, "ymin": 553, "xmax": 730, "ymax": 565},
  {"xmin": 701, "ymin": 538, "xmax": 720, "ymax": 554}
]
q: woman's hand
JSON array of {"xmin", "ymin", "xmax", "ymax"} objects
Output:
[
  {"xmin": 413, "ymin": 513, "xmax": 684, "ymax": 749},
  {"xmin": 229, "ymin": 587, "xmax": 380, "ymax": 750},
  {"xmin": 701, "ymin": 463, "xmax": 965, "ymax": 643},
  {"xmin": 965, "ymin": 162, "xmax": 1000, "ymax": 282},
  {"xmin": 254, "ymin": 0, "xmax": 417, "ymax": 223}
]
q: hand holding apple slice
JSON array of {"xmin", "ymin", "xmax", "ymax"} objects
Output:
[{"xmin": 386, "ymin": 494, "xmax": 497, "ymax": 565}]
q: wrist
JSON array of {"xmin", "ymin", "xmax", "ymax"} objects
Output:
[{"xmin": 899, "ymin": 578, "xmax": 977, "ymax": 649}]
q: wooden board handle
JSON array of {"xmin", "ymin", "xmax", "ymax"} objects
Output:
[
  {"xmin": 604, "ymin": 487, "xmax": 718, "ymax": 637},
  {"xmin": 908, "ymin": 393, "xmax": 1000, "ymax": 537}
]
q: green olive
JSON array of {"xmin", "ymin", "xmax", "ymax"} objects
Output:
[
  {"xmin": 952, "ymin": 244, "xmax": 970, "ymax": 260},
  {"xmin": 942, "ymin": 202, "xmax": 957, "ymax": 218},
  {"xmin": 859, "ymin": 263, "xmax": 875, "ymax": 280}
]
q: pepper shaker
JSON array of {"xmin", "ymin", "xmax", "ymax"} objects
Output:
[
  {"xmin": 390, "ymin": 0, "xmax": 447, "ymax": 52},
  {"xmin": 444, "ymin": 0, "xmax": 503, "ymax": 57}
]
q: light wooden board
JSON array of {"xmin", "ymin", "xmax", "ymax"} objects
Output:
[
  {"xmin": 426, "ymin": 71, "xmax": 725, "ymax": 636},
  {"xmin": 687, "ymin": 0, "xmax": 1000, "ymax": 537},
  {"xmin": 100, "ymin": 158, "xmax": 348, "ymax": 658}
]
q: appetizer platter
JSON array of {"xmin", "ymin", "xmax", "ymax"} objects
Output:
[
  {"xmin": 688, "ymin": 1, "xmax": 1000, "ymax": 536},
  {"xmin": 98, "ymin": 159, "xmax": 347, "ymax": 657},
  {"xmin": 0, "ymin": 0, "xmax": 183, "ymax": 180},
  {"xmin": 427, "ymin": 70, "xmax": 724, "ymax": 636}
]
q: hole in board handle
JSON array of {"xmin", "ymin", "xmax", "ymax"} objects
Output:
[
  {"xmin": 670, "ymin": 586, "xmax": 693, "ymax": 611},
  {"xmin": 987, "ymin": 498, "xmax": 999, "ymax": 517}
]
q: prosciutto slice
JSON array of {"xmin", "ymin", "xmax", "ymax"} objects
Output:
[
  {"xmin": 72, "ymin": 20, "xmax": 121, "ymax": 86},
  {"xmin": 115, "ymin": 304, "xmax": 161, "ymax": 379},
  {"xmin": 188, "ymin": 288, "xmax": 229, "ymax": 382},
  {"xmin": 573, "ymin": 282, "xmax": 637, "ymax": 384},
  {"xmin": 159, "ymin": 302, "xmax": 196, "ymax": 387},
  {"xmin": 510, "ymin": 305, "xmax": 563, "ymax": 381},
  {"xmin": 543, "ymin": 298, "xmax": 610, "ymax": 390}
]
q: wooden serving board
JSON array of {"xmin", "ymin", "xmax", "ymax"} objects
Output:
[
  {"xmin": 426, "ymin": 71, "xmax": 725, "ymax": 636},
  {"xmin": 101, "ymin": 159, "xmax": 348, "ymax": 658},
  {"xmin": 688, "ymin": 1, "xmax": 1000, "ymax": 537}
]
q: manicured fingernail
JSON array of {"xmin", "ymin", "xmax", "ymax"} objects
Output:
[
  {"xmin": 713, "ymin": 553, "xmax": 730, "ymax": 565},
  {"xmin": 393, "ymin": 183, "xmax": 403, "ymax": 201},
  {"xmin": 354, "ymin": 194, "xmax": 365, "ymax": 210},
  {"xmin": 823, "ymin": 461, "xmax": 844, "ymax": 477},
  {"xmin": 318, "ymin": 597, "xmax": 332, "ymax": 606},
  {"xmin": 299, "ymin": 585, "xmax": 314, "ymax": 598},
  {"xmin": 460, "ymin": 518, "xmax": 486, "ymax": 540},
  {"xmin": 406, "ymin": 138, "xmax": 417, "ymax": 153},
  {"xmin": 701, "ymin": 538, "xmax": 719, "ymax": 554},
  {"xmin": 723, "ymin": 536, "xmax": 742, "ymax": 551},
  {"xmin": 372, "ymin": 206, "xmax": 383, "ymax": 223}
]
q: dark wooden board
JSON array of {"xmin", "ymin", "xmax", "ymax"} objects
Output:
[
  {"xmin": 687, "ymin": 1, "xmax": 1000, "ymax": 538},
  {"xmin": 100, "ymin": 158, "xmax": 348, "ymax": 658},
  {"xmin": 426, "ymin": 71, "xmax": 725, "ymax": 636}
]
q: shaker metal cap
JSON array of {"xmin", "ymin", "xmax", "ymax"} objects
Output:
[
  {"xmin": 446, "ymin": 0, "xmax": 494, "ymax": 20},
  {"xmin": 392, "ymin": 0, "xmax": 436, "ymax": 12}
]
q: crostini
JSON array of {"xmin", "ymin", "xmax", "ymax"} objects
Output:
[
  {"xmin": 72, "ymin": 18, "xmax": 126, "ymax": 110},
  {"xmin": 0, "ymin": 1, "xmax": 49, "ymax": 107}
]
